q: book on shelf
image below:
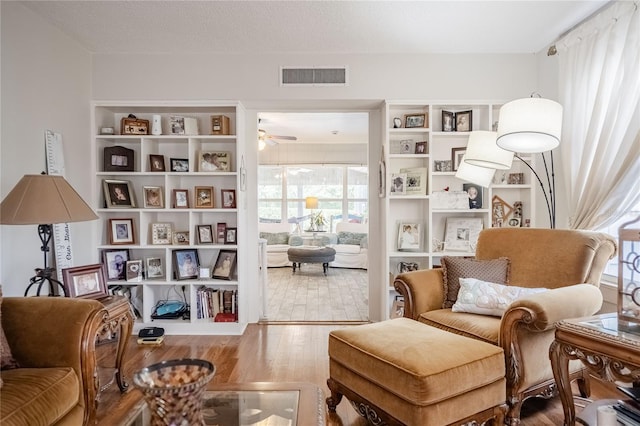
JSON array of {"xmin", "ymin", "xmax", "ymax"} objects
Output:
[{"xmin": 214, "ymin": 312, "xmax": 236, "ymax": 322}]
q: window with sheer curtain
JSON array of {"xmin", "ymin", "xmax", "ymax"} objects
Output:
[
  {"xmin": 556, "ymin": 1, "xmax": 639, "ymax": 279},
  {"xmin": 258, "ymin": 165, "xmax": 368, "ymax": 231}
]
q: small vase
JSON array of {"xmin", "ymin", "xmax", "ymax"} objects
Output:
[
  {"xmin": 133, "ymin": 358, "xmax": 215, "ymax": 426},
  {"xmin": 151, "ymin": 115, "xmax": 162, "ymax": 135}
]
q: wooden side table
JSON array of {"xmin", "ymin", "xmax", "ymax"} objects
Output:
[
  {"xmin": 550, "ymin": 313, "xmax": 640, "ymax": 426},
  {"xmin": 96, "ymin": 295, "xmax": 134, "ymax": 397}
]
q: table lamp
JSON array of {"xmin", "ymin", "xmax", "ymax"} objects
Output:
[
  {"xmin": 305, "ymin": 196, "xmax": 318, "ymax": 231},
  {"xmin": 0, "ymin": 173, "xmax": 98, "ymax": 296}
]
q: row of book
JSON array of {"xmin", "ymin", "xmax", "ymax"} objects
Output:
[{"xmin": 196, "ymin": 286, "xmax": 237, "ymax": 322}]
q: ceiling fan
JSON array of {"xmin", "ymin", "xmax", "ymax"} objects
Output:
[{"xmin": 257, "ymin": 127, "xmax": 297, "ymax": 150}]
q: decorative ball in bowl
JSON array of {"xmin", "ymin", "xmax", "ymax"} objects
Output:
[{"xmin": 133, "ymin": 358, "xmax": 216, "ymax": 426}]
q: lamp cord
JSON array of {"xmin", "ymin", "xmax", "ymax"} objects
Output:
[{"xmin": 515, "ymin": 154, "xmax": 556, "ymax": 229}]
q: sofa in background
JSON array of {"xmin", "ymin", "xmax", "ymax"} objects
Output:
[
  {"xmin": 259, "ymin": 222, "xmax": 298, "ymax": 267},
  {"xmin": 329, "ymin": 222, "xmax": 368, "ymax": 269},
  {"xmin": 1, "ymin": 295, "xmax": 106, "ymax": 425},
  {"xmin": 394, "ymin": 228, "xmax": 616, "ymax": 424}
]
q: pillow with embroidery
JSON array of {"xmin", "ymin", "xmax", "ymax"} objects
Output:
[
  {"xmin": 441, "ymin": 256, "xmax": 511, "ymax": 309},
  {"xmin": 337, "ymin": 232, "xmax": 367, "ymax": 245},
  {"xmin": 452, "ymin": 278, "xmax": 548, "ymax": 317}
]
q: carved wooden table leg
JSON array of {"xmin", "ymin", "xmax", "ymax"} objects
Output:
[{"xmin": 550, "ymin": 340, "xmax": 575, "ymax": 426}]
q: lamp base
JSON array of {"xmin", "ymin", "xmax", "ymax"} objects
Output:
[{"xmin": 24, "ymin": 267, "xmax": 66, "ymax": 297}]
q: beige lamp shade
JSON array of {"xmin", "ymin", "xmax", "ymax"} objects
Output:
[
  {"xmin": 464, "ymin": 131, "xmax": 514, "ymax": 170},
  {"xmin": 0, "ymin": 174, "xmax": 97, "ymax": 225},
  {"xmin": 455, "ymin": 155, "xmax": 496, "ymax": 188},
  {"xmin": 496, "ymin": 97, "xmax": 563, "ymax": 153},
  {"xmin": 305, "ymin": 197, "xmax": 318, "ymax": 209}
]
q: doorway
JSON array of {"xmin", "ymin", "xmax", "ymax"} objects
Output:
[{"xmin": 257, "ymin": 111, "xmax": 370, "ymax": 322}]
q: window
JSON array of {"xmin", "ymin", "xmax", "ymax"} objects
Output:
[
  {"xmin": 258, "ymin": 165, "xmax": 368, "ymax": 231},
  {"xmin": 598, "ymin": 200, "xmax": 640, "ymax": 281}
]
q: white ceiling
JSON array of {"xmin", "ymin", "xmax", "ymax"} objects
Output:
[{"xmin": 19, "ymin": 0, "xmax": 610, "ymax": 145}]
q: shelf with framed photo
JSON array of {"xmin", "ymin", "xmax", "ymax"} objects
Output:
[
  {"xmin": 383, "ymin": 100, "xmax": 536, "ymax": 320},
  {"xmin": 92, "ymin": 101, "xmax": 246, "ymax": 336}
]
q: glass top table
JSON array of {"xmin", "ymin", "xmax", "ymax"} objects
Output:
[{"xmin": 123, "ymin": 382, "xmax": 324, "ymax": 426}]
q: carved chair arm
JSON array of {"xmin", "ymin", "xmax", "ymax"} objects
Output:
[{"xmin": 394, "ymin": 269, "xmax": 445, "ymax": 320}]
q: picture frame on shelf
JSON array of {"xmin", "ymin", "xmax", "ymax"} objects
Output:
[
  {"xmin": 506, "ymin": 217, "xmax": 522, "ymax": 228},
  {"xmin": 442, "ymin": 111, "xmax": 455, "ymax": 132},
  {"xmin": 103, "ymin": 179, "xmax": 136, "ymax": 208},
  {"xmin": 463, "ymin": 183, "xmax": 483, "ymax": 209},
  {"xmin": 143, "ymin": 186, "xmax": 164, "ymax": 208},
  {"xmin": 508, "ymin": 173, "xmax": 524, "ymax": 185},
  {"xmin": 397, "ymin": 223, "xmax": 421, "ymax": 252},
  {"xmin": 433, "ymin": 160, "xmax": 452, "ymax": 172},
  {"xmin": 103, "ymin": 146, "xmax": 134, "ymax": 172},
  {"xmin": 393, "ymin": 117, "xmax": 402, "ymax": 128},
  {"xmin": 455, "ymin": 110, "xmax": 472, "ymax": 132},
  {"xmin": 210, "ymin": 115, "xmax": 231, "ymax": 135},
  {"xmin": 198, "ymin": 151, "xmax": 231, "ymax": 172},
  {"xmin": 149, "ymin": 154, "xmax": 165, "ymax": 172},
  {"xmin": 125, "ymin": 260, "xmax": 143, "ymax": 282},
  {"xmin": 172, "ymin": 249, "xmax": 199, "ymax": 280},
  {"xmin": 216, "ymin": 223, "xmax": 227, "ymax": 243},
  {"xmin": 173, "ymin": 231, "xmax": 190, "ymax": 245},
  {"xmin": 443, "ymin": 217, "xmax": 483, "ymax": 252},
  {"xmin": 170, "ymin": 158, "xmax": 189, "ymax": 172},
  {"xmin": 150, "ymin": 222, "xmax": 172, "ymax": 245},
  {"xmin": 221, "ymin": 189, "xmax": 236, "ymax": 208},
  {"xmin": 173, "ymin": 189, "xmax": 190, "ymax": 208},
  {"xmin": 224, "ymin": 227, "xmax": 238, "ymax": 245},
  {"xmin": 400, "ymin": 167, "xmax": 427, "ymax": 196},
  {"xmin": 102, "ymin": 248, "xmax": 130, "ymax": 281},
  {"xmin": 196, "ymin": 224, "xmax": 214, "ymax": 244},
  {"xmin": 108, "ymin": 218, "xmax": 135, "ymax": 245},
  {"xmin": 451, "ymin": 147, "xmax": 466, "ymax": 171},
  {"xmin": 62, "ymin": 263, "xmax": 109, "ymax": 299},
  {"xmin": 212, "ymin": 250, "xmax": 237, "ymax": 280},
  {"xmin": 404, "ymin": 113, "xmax": 427, "ymax": 128},
  {"xmin": 414, "ymin": 141, "xmax": 427, "ymax": 154},
  {"xmin": 492, "ymin": 195, "xmax": 513, "ymax": 228},
  {"xmin": 121, "ymin": 117, "xmax": 149, "ymax": 135},
  {"xmin": 195, "ymin": 186, "xmax": 214, "ymax": 208},
  {"xmin": 390, "ymin": 173, "xmax": 407, "ymax": 195},
  {"xmin": 199, "ymin": 267, "xmax": 211, "ymax": 279},
  {"xmin": 145, "ymin": 257, "xmax": 164, "ymax": 279}
]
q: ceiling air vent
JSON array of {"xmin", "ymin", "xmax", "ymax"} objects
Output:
[{"xmin": 281, "ymin": 67, "xmax": 348, "ymax": 86}]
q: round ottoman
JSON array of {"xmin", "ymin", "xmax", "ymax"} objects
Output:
[{"xmin": 287, "ymin": 247, "xmax": 336, "ymax": 275}]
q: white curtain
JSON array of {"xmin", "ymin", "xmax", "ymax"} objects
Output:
[{"xmin": 557, "ymin": 1, "xmax": 640, "ymax": 230}]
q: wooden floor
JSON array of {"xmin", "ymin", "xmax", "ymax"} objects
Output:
[{"xmin": 96, "ymin": 323, "xmax": 620, "ymax": 425}]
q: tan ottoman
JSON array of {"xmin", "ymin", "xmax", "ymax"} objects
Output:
[{"xmin": 327, "ymin": 318, "xmax": 507, "ymax": 426}]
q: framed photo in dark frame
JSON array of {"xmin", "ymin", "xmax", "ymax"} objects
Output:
[
  {"xmin": 149, "ymin": 154, "xmax": 165, "ymax": 172},
  {"xmin": 442, "ymin": 111, "xmax": 455, "ymax": 132},
  {"xmin": 404, "ymin": 113, "xmax": 427, "ymax": 128},
  {"xmin": 451, "ymin": 147, "xmax": 467, "ymax": 171},
  {"xmin": 455, "ymin": 110, "xmax": 472, "ymax": 132},
  {"xmin": 224, "ymin": 227, "xmax": 237, "ymax": 244},
  {"xmin": 102, "ymin": 248, "xmax": 131, "ymax": 280},
  {"xmin": 103, "ymin": 146, "xmax": 134, "ymax": 172},
  {"xmin": 196, "ymin": 225, "xmax": 214, "ymax": 244},
  {"xmin": 62, "ymin": 263, "xmax": 109, "ymax": 299},
  {"xmin": 212, "ymin": 250, "xmax": 237, "ymax": 280},
  {"xmin": 221, "ymin": 189, "xmax": 236, "ymax": 208},
  {"xmin": 172, "ymin": 249, "xmax": 199, "ymax": 280},
  {"xmin": 103, "ymin": 179, "xmax": 136, "ymax": 208},
  {"xmin": 170, "ymin": 158, "xmax": 189, "ymax": 172}
]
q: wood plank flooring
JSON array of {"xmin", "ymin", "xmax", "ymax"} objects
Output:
[{"xmin": 96, "ymin": 323, "xmax": 620, "ymax": 425}]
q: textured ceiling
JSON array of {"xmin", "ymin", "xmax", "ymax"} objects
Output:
[{"xmin": 21, "ymin": 1, "xmax": 609, "ymax": 55}]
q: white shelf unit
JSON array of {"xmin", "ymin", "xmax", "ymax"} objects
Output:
[
  {"xmin": 384, "ymin": 101, "xmax": 536, "ymax": 318},
  {"xmin": 92, "ymin": 102, "xmax": 246, "ymax": 335}
]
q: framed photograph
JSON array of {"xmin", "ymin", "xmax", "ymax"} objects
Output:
[
  {"xmin": 149, "ymin": 154, "xmax": 165, "ymax": 172},
  {"xmin": 224, "ymin": 227, "xmax": 237, "ymax": 245},
  {"xmin": 492, "ymin": 195, "xmax": 514, "ymax": 228},
  {"xmin": 455, "ymin": 110, "xmax": 472, "ymax": 132},
  {"xmin": 102, "ymin": 249, "xmax": 130, "ymax": 280},
  {"xmin": 195, "ymin": 186, "xmax": 214, "ymax": 208},
  {"xmin": 443, "ymin": 217, "xmax": 483, "ymax": 252},
  {"xmin": 506, "ymin": 217, "xmax": 522, "ymax": 228},
  {"xmin": 199, "ymin": 151, "xmax": 231, "ymax": 172},
  {"xmin": 216, "ymin": 223, "xmax": 227, "ymax": 243},
  {"xmin": 442, "ymin": 111, "xmax": 455, "ymax": 132},
  {"xmin": 404, "ymin": 113, "xmax": 427, "ymax": 128},
  {"xmin": 173, "ymin": 231, "xmax": 190, "ymax": 245},
  {"xmin": 170, "ymin": 158, "xmax": 189, "ymax": 172},
  {"xmin": 173, "ymin": 189, "xmax": 190, "ymax": 208},
  {"xmin": 390, "ymin": 295, "xmax": 405, "ymax": 319},
  {"xmin": 121, "ymin": 117, "xmax": 149, "ymax": 135},
  {"xmin": 390, "ymin": 173, "xmax": 407, "ymax": 195},
  {"xmin": 143, "ymin": 186, "xmax": 164, "ymax": 208},
  {"xmin": 463, "ymin": 183, "xmax": 483, "ymax": 209},
  {"xmin": 433, "ymin": 160, "xmax": 453, "ymax": 172},
  {"xmin": 451, "ymin": 147, "xmax": 467, "ymax": 171},
  {"xmin": 103, "ymin": 179, "xmax": 136, "ymax": 208},
  {"xmin": 212, "ymin": 250, "xmax": 237, "ymax": 280},
  {"xmin": 196, "ymin": 225, "xmax": 214, "ymax": 244},
  {"xmin": 103, "ymin": 146, "xmax": 134, "ymax": 172},
  {"xmin": 221, "ymin": 189, "xmax": 236, "ymax": 208},
  {"xmin": 397, "ymin": 223, "xmax": 421, "ymax": 252},
  {"xmin": 508, "ymin": 173, "xmax": 524, "ymax": 185},
  {"xmin": 172, "ymin": 249, "xmax": 199, "ymax": 280},
  {"xmin": 108, "ymin": 218, "xmax": 135, "ymax": 245},
  {"xmin": 126, "ymin": 260, "xmax": 143, "ymax": 283},
  {"xmin": 145, "ymin": 257, "xmax": 164, "ymax": 279},
  {"xmin": 400, "ymin": 167, "xmax": 427, "ymax": 196},
  {"xmin": 62, "ymin": 263, "xmax": 109, "ymax": 299},
  {"xmin": 415, "ymin": 141, "xmax": 427, "ymax": 154},
  {"xmin": 151, "ymin": 222, "xmax": 172, "ymax": 245}
]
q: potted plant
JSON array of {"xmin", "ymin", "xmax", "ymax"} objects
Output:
[{"xmin": 313, "ymin": 211, "xmax": 327, "ymax": 231}]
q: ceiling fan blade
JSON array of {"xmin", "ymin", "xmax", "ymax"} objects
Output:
[
  {"xmin": 268, "ymin": 135, "xmax": 297, "ymax": 141},
  {"xmin": 265, "ymin": 138, "xmax": 279, "ymax": 146}
]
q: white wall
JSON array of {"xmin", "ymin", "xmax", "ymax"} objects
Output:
[{"xmin": 1, "ymin": 3, "xmax": 92, "ymax": 296}]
